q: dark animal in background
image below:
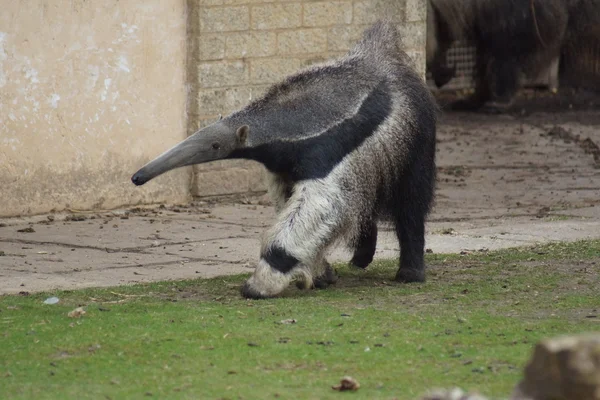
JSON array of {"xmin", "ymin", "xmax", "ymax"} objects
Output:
[
  {"xmin": 427, "ymin": 0, "xmax": 600, "ymax": 113},
  {"xmin": 132, "ymin": 21, "xmax": 438, "ymax": 299}
]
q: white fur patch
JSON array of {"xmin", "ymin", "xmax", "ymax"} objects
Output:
[{"xmin": 244, "ymin": 259, "xmax": 291, "ymax": 298}]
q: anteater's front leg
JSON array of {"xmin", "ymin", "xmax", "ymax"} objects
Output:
[{"xmin": 241, "ymin": 182, "xmax": 344, "ymax": 299}]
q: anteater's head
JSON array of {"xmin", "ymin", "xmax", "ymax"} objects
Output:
[{"xmin": 131, "ymin": 122, "xmax": 249, "ymax": 186}]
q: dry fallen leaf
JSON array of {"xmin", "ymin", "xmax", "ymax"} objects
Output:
[
  {"xmin": 67, "ymin": 307, "xmax": 86, "ymax": 318},
  {"xmin": 332, "ymin": 376, "xmax": 360, "ymax": 391}
]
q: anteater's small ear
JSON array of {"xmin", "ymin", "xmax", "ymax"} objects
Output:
[{"xmin": 236, "ymin": 125, "xmax": 249, "ymax": 144}]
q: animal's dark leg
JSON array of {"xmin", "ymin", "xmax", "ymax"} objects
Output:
[
  {"xmin": 432, "ymin": 62, "xmax": 456, "ymax": 89},
  {"xmin": 480, "ymin": 59, "xmax": 519, "ymax": 114},
  {"xmin": 394, "ymin": 211, "xmax": 426, "ymax": 283},
  {"xmin": 430, "ymin": 44, "xmax": 456, "ymax": 88},
  {"xmin": 350, "ymin": 220, "xmax": 378, "ymax": 269},
  {"xmin": 393, "ymin": 154, "xmax": 434, "ymax": 283}
]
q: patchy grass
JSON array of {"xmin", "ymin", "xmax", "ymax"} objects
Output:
[{"xmin": 1, "ymin": 241, "xmax": 599, "ymax": 400}]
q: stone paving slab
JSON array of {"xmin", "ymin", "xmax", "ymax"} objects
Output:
[{"xmin": 1, "ymin": 111, "xmax": 599, "ymax": 294}]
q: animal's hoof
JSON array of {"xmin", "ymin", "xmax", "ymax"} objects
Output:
[
  {"xmin": 241, "ymin": 282, "xmax": 272, "ymax": 299},
  {"xmin": 395, "ymin": 268, "xmax": 425, "ymax": 283}
]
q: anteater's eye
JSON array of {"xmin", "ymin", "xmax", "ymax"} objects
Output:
[{"xmin": 212, "ymin": 142, "xmax": 220, "ymax": 150}]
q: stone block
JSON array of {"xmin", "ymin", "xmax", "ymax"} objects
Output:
[
  {"xmin": 327, "ymin": 25, "xmax": 367, "ymax": 52},
  {"xmin": 224, "ymin": 0, "xmax": 272, "ymax": 4},
  {"xmin": 405, "ymin": 0, "xmax": 427, "ymax": 22},
  {"xmin": 399, "ymin": 21, "xmax": 426, "ymax": 50},
  {"xmin": 250, "ymin": 58, "xmax": 303, "ymax": 84},
  {"xmin": 200, "ymin": 6, "xmax": 249, "ymax": 32},
  {"xmin": 250, "ymin": 85, "xmax": 271, "ymax": 100},
  {"xmin": 198, "ymin": 34, "xmax": 226, "ymax": 60},
  {"xmin": 353, "ymin": 0, "xmax": 405, "ymax": 25},
  {"xmin": 225, "ymin": 32, "xmax": 277, "ymax": 58},
  {"xmin": 405, "ymin": 49, "xmax": 426, "ymax": 78},
  {"xmin": 200, "ymin": 0, "xmax": 225, "ymax": 6},
  {"xmin": 198, "ymin": 61, "xmax": 248, "ymax": 88},
  {"xmin": 278, "ymin": 29, "xmax": 327, "ymax": 55},
  {"xmin": 303, "ymin": 2, "xmax": 352, "ymax": 27},
  {"xmin": 197, "ymin": 87, "xmax": 254, "ymax": 116},
  {"xmin": 251, "ymin": 4, "xmax": 302, "ymax": 30}
]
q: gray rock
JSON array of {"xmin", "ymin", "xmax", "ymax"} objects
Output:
[{"xmin": 512, "ymin": 334, "xmax": 600, "ymax": 400}]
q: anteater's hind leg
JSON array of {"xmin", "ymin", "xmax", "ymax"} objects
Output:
[
  {"xmin": 394, "ymin": 210, "xmax": 426, "ymax": 283},
  {"xmin": 242, "ymin": 182, "xmax": 344, "ymax": 299},
  {"xmin": 393, "ymin": 157, "xmax": 434, "ymax": 283},
  {"xmin": 480, "ymin": 58, "xmax": 520, "ymax": 114},
  {"xmin": 350, "ymin": 220, "xmax": 378, "ymax": 269}
]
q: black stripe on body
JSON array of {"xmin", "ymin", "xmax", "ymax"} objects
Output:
[
  {"xmin": 232, "ymin": 81, "xmax": 392, "ymax": 181},
  {"xmin": 263, "ymin": 246, "xmax": 299, "ymax": 274}
]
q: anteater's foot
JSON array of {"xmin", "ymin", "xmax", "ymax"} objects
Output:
[
  {"xmin": 395, "ymin": 267, "xmax": 425, "ymax": 283},
  {"xmin": 296, "ymin": 262, "xmax": 339, "ymax": 290},
  {"xmin": 313, "ymin": 263, "xmax": 339, "ymax": 289}
]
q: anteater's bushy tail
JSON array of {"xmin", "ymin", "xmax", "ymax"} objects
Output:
[{"xmin": 350, "ymin": 20, "xmax": 409, "ymax": 63}]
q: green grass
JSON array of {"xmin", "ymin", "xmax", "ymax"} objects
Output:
[{"xmin": 2, "ymin": 240, "xmax": 600, "ymax": 400}]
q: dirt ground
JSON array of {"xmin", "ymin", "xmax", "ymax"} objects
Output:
[{"xmin": 1, "ymin": 89, "xmax": 599, "ymax": 294}]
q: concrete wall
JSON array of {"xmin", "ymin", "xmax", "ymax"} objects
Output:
[
  {"xmin": 0, "ymin": 0, "xmax": 427, "ymax": 216},
  {"xmin": 188, "ymin": 0, "xmax": 427, "ymax": 197},
  {"xmin": 0, "ymin": 1, "xmax": 190, "ymax": 217}
]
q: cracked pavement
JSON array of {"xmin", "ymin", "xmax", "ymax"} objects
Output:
[{"xmin": 1, "ymin": 110, "xmax": 599, "ymax": 294}]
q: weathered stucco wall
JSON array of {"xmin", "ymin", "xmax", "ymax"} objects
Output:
[
  {"xmin": 0, "ymin": 1, "xmax": 190, "ymax": 217},
  {"xmin": 0, "ymin": 0, "xmax": 427, "ymax": 216},
  {"xmin": 189, "ymin": 0, "xmax": 427, "ymax": 197}
]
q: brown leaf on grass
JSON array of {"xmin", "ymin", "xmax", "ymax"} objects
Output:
[
  {"xmin": 332, "ymin": 376, "xmax": 360, "ymax": 391},
  {"xmin": 67, "ymin": 307, "xmax": 86, "ymax": 318}
]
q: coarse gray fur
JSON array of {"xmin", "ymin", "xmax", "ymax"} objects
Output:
[{"xmin": 132, "ymin": 21, "xmax": 438, "ymax": 299}]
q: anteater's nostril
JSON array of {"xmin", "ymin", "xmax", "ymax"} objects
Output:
[{"xmin": 131, "ymin": 173, "xmax": 143, "ymax": 186}]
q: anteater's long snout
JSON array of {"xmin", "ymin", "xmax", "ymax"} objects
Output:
[
  {"xmin": 130, "ymin": 122, "xmax": 234, "ymax": 186},
  {"xmin": 130, "ymin": 138, "xmax": 198, "ymax": 186}
]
